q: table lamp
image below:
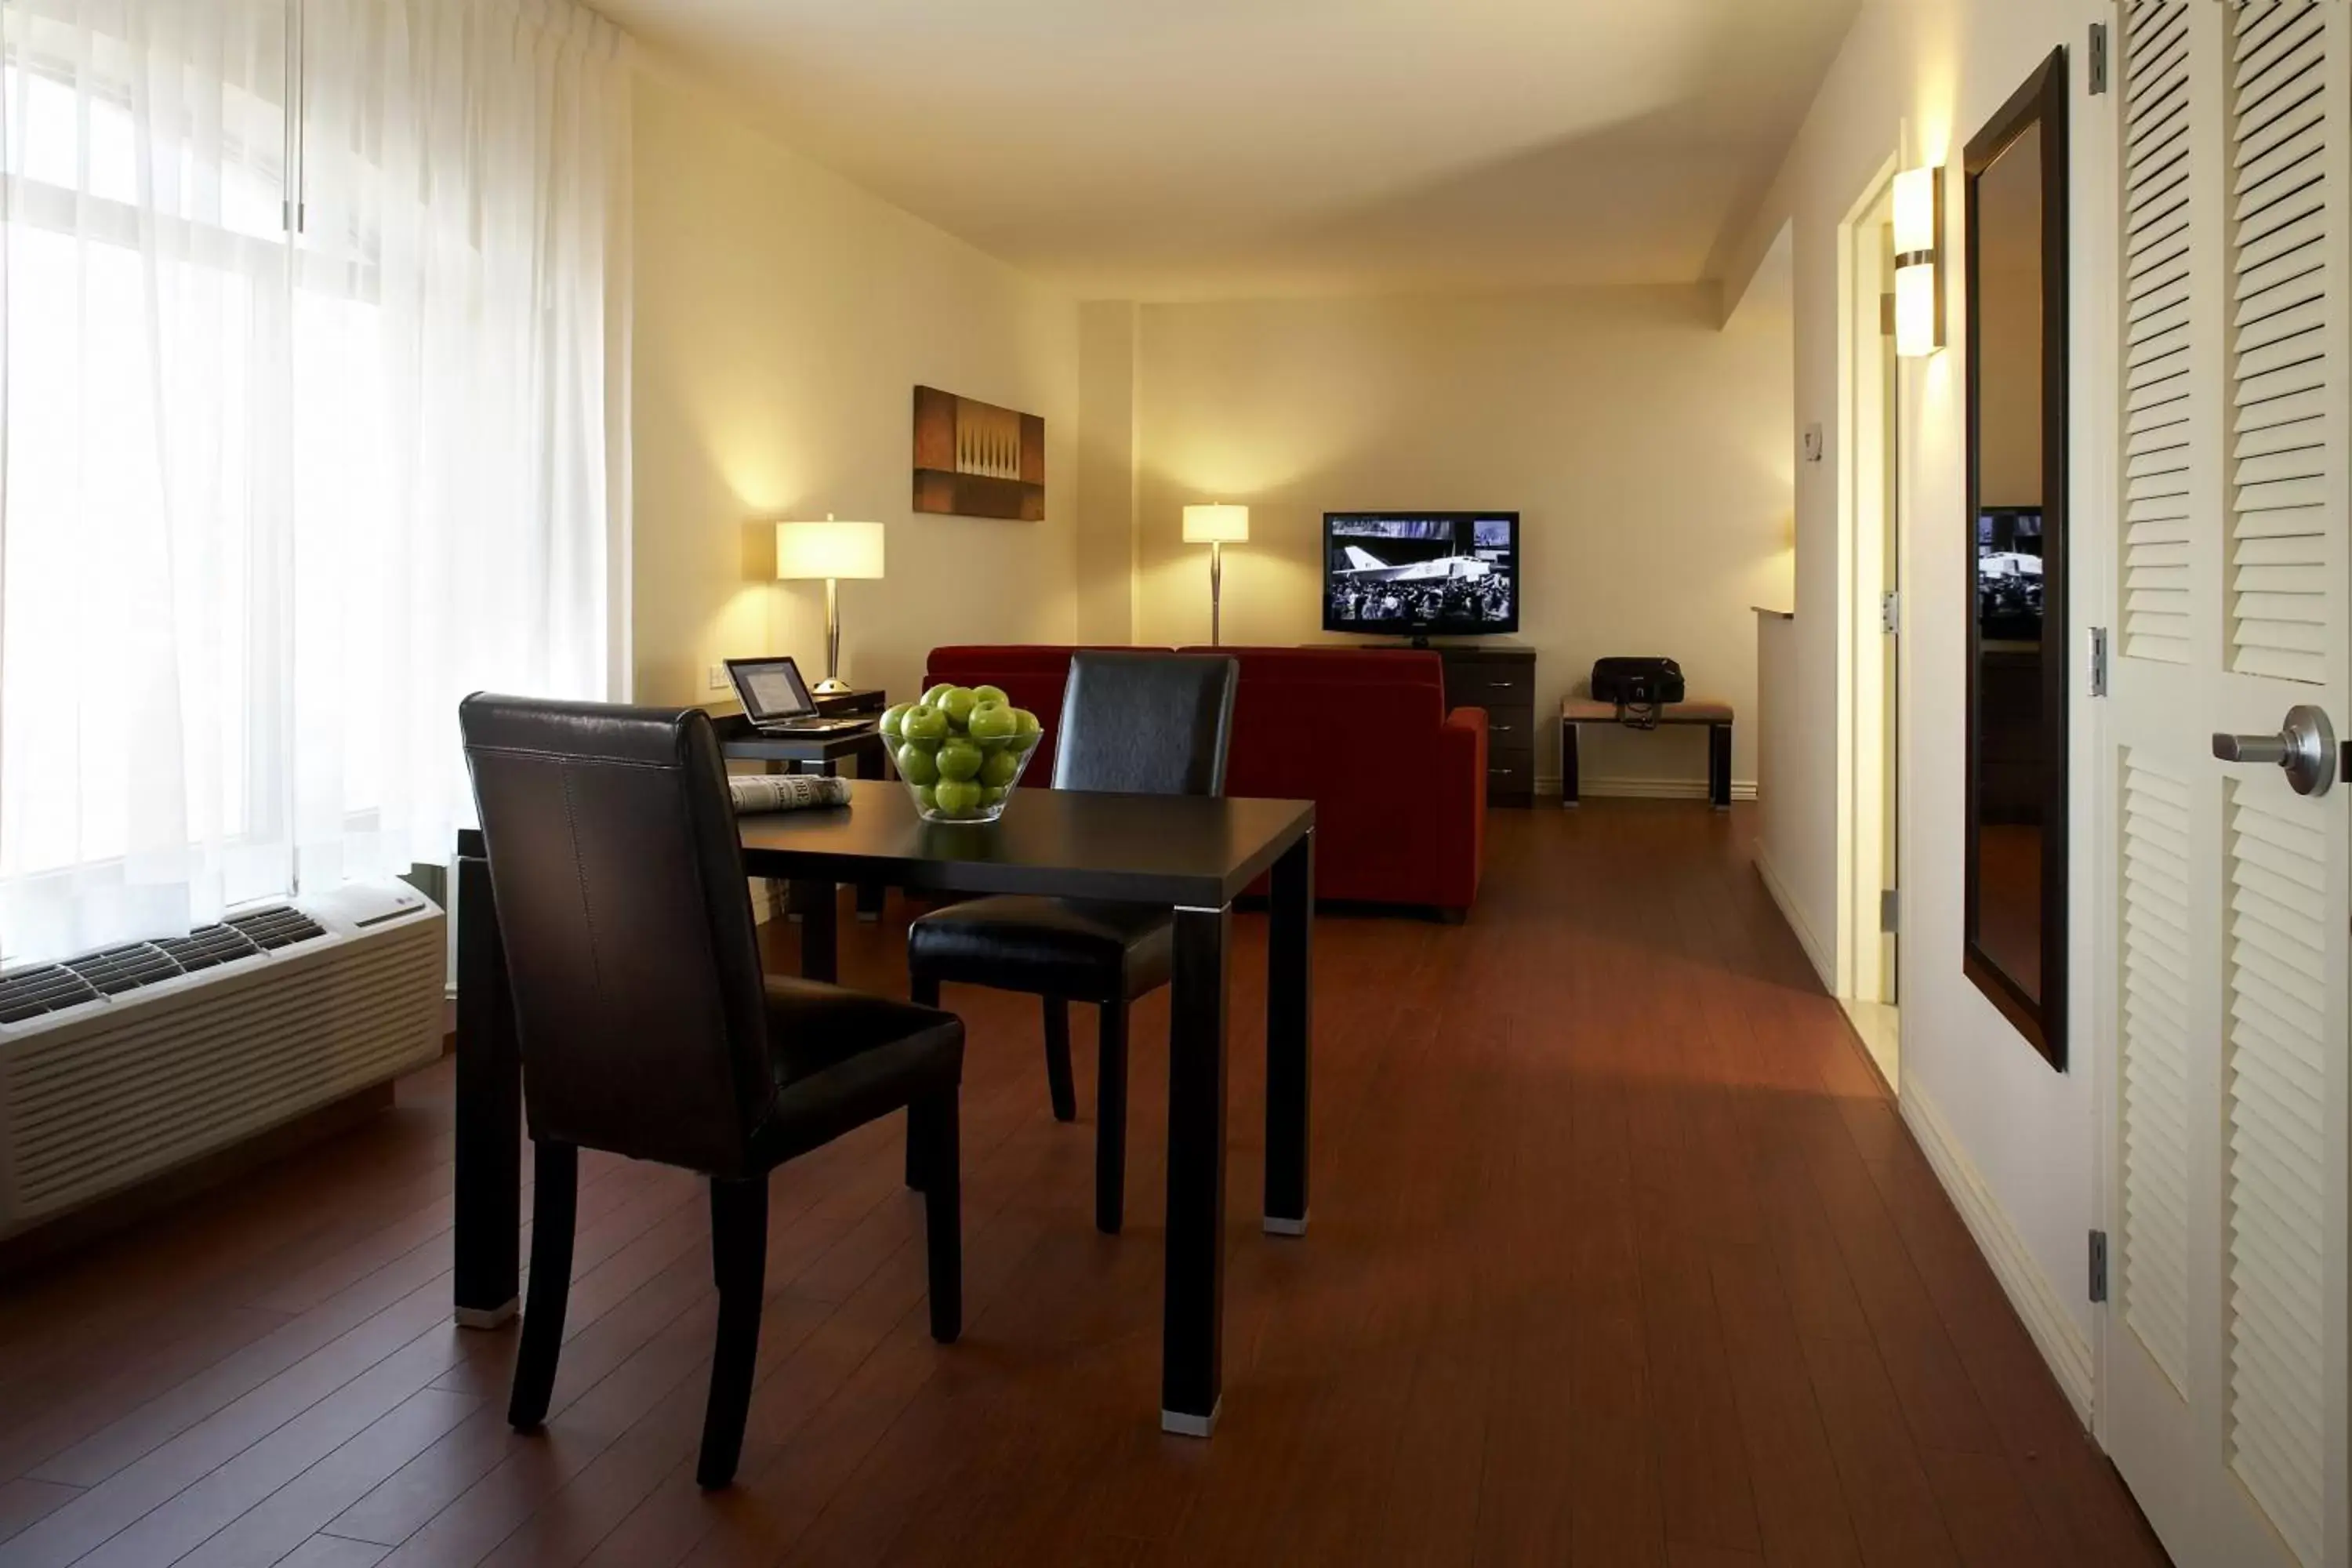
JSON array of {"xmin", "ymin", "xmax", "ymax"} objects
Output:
[
  {"xmin": 775, "ymin": 516, "xmax": 885, "ymax": 693},
  {"xmin": 1181, "ymin": 504, "xmax": 1249, "ymax": 647}
]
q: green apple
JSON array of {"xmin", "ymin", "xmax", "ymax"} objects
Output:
[
  {"xmin": 971, "ymin": 684, "xmax": 1009, "ymax": 709},
  {"xmin": 979, "ymin": 785, "xmax": 1007, "ymax": 806},
  {"xmin": 938, "ymin": 686, "xmax": 978, "ymax": 728},
  {"xmin": 922, "ymin": 683, "xmax": 957, "ymax": 710},
  {"xmin": 913, "ymin": 785, "xmax": 938, "ymax": 813},
  {"xmin": 933, "ymin": 778, "xmax": 982, "ymax": 817},
  {"xmin": 901, "ymin": 704, "xmax": 949, "ymax": 742},
  {"xmin": 896, "ymin": 742, "xmax": 939, "ymax": 787},
  {"xmin": 879, "ymin": 702, "xmax": 911, "ymax": 739},
  {"xmin": 1011, "ymin": 707, "xmax": 1042, "ymax": 738},
  {"xmin": 966, "ymin": 702, "xmax": 1015, "ymax": 744},
  {"xmin": 935, "ymin": 739, "xmax": 983, "ymax": 782},
  {"xmin": 978, "ymin": 748, "xmax": 1021, "ymax": 789}
]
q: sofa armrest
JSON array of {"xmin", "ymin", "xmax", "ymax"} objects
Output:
[{"xmin": 1435, "ymin": 707, "xmax": 1489, "ymax": 913}]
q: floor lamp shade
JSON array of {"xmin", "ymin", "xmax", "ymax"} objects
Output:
[
  {"xmin": 1181, "ymin": 504, "xmax": 1250, "ymax": 545},
  {"xmin": 775, "ymin": 517, "xmax": 885, "ymax": 692},
  {"xmin": 1181, "ymin": 505, "xmax": 1248, "ymax": 645}
]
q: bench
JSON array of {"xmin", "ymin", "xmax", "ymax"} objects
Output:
[{"xmin": 1559, "ymin": 697, "xmax": 1736, "ymax": 810}]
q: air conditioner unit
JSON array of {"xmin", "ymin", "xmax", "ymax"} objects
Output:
[{"xmin": 0, "ymin": 881, "xmax": 446, "ymax": 1240}]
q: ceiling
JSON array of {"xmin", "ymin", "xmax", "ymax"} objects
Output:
[{"xmin": 601, "ymin": 0, "xmax": 1861, "ymax": 300}]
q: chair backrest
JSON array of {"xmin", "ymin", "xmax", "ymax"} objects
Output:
[
  {"xmin": 459, "ymin": 695, "xmax": 771, "ymax": 1178},
  {"xmin": 1052, "ymin": 651, "xmax": 1239, "ymax": 797}
]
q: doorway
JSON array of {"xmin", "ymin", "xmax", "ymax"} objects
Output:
[{"xmin": 1841, "ymin": 167, "xmax": 1902, "ymax": 1090}]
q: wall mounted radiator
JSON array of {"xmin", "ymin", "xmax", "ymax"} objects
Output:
[{"xmin": 0, "ymin": 882, "xmax": 446, "ymax": 1240}]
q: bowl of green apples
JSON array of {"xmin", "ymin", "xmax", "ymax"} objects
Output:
[{"xmin": 880, "ymin": 683, "xmax": 1045, "ymax": 823}]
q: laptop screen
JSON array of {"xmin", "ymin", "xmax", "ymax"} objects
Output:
[{"xmin": 725, "ymin": 657, "xmax": 817, "ymax": 722}]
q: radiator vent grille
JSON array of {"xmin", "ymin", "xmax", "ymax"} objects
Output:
[
  {"xmin": 2, "ymin": 910, "xmax": 443, "ymax": 1224},
  {"xmin": 0, "ymin": 906, "xmax": 327, "ymax": 1027},
  {"xmin": 0, "ymin": 967, "xmax": 103, "ymax": 1025}
]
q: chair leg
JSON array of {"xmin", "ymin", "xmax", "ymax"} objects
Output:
[
  {"xmin": 1096, "ymin": 1003, "xmax": 1130, "ymax": 1235},
  {"xmin": 507, "ymin": 1142, "xmax": 577, "ymax": 1431},
  {"xmin": 911, "ymin": 1089, "xmax": 963, "ymax": 1343},
  {"xmin": 1044, "ymin": 996, "xmax": 1077, "ymax": 1122},
  {"xmin": 698, "ymin": 1174, "xmax": 768, "ymax": 1490},
  {"xmin": 906, "ymin": 973, "xmax": 942, "ymax": 1190}
]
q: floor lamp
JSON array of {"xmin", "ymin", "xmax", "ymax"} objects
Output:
[
  {"xmin": 1182, "ymin": 504, "xmax": 1249, "ymax": 647},
  {"xmin": 775, "ymin": 516, "xmax": 885, "ymax": 693}
]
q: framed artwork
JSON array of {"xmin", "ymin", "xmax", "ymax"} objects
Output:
[{"xmin": 913, "ymin": 386, "xmax": 1044, "ymax": 520}]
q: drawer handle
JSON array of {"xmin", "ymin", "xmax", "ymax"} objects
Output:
[
  {"xmin": 1488, "ymin": 680, "xmax": 1516, "ymax": 688},
  {"xmin": 1491, "ymin": 724, "xmax": 1513, "ymax": 733}
]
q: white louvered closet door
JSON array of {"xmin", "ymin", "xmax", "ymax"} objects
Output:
[{"xmin": 2103, "ymin": 4, "xmax": 2350, "ymax": 1566}]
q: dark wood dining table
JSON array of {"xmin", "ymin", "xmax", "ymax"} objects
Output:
[{"xmin": 451, "ymin": 780, "xmax": 1316, "ymax": 1437}]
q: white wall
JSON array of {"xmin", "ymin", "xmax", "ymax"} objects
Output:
[
  {"xmin": 1725, "ymin": 0, "xmax": 2114, "ymax": 1412},
  {"xmin": 1128, "ymin": 286, "xmax": 1795, "ymax": 794},
  {"xmin": 630, "ymin": 64, "xmax": 1080, "ymax": 708}
]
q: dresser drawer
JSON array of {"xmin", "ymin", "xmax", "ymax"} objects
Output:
[
  {"xmin": 1480, "ymin": 713, "xmax": 1536, "ymax": 756},
  {"xmin": 1444, "ymin": 662, "xmax": 1534, "ymax": 711},
  {"xmin": 1486, "ymin": 753, "xmax": 1535, "ymax": 808}
]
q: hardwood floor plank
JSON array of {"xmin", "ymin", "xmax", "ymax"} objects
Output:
[
  {"xmin": 0, "ymin": 1481, "xmax": 78, "ymax": 1548},
  {"xmin": 0, "ymin": 808, "xmax": 2161, "ymax": 1568}
]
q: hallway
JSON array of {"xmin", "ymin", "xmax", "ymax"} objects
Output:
[{"xmin": 0, "ymin": 804, "xmax": 2164, "ymax": 1566}]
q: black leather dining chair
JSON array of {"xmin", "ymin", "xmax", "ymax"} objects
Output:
[
  {"xmin": 905, "ymin": 651, "xmax": 1238, "ymax": 1234},
  {"xmin": 459, "ymin": 695, "xmax": 964, "ymax": 1490}
]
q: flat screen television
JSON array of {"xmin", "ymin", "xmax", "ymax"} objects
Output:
[
  {"xmin": 1323, "ymin": 512, "xmax": 1519, "ymax": 639},
  {"xmin": 1976, "ymin": 506, "xmax": 2044, "ymax": 644}
]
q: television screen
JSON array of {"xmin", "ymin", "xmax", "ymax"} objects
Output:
[
  {"xmin": 1323, "ymin": 513, "xmax": 1519, "ymax": 637},
  {"xmin": 1976, "ymin": 507, "xmax": 2043, "ymax": 644}
]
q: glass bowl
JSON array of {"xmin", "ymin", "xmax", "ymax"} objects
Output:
[{"xmin": 887, "ymin": 724, "xmax": 1044, "ymax": 823}]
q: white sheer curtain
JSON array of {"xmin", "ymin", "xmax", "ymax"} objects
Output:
[{"xmin": 0, "ymin": 0, "xmax": 630, "ymax": 961}]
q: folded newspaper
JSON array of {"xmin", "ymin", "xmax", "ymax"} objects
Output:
[{"xmin": 728, "ymin": 774, "xmax": 851, "ymax": 814}]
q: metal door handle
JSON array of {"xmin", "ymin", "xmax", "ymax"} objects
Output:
[{"xmin": 2212, "ymin": 705, "xmax": 2336, "ymax": 797}]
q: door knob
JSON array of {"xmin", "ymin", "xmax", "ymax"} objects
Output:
[{"xmin": 2212, "ymin": 705, "xmax": 2337, "ymax": 797}]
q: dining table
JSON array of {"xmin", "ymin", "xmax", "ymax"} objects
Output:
[{"xmin": 450, "ymin": 779, "xmax": 1316, "ymax": 1437}]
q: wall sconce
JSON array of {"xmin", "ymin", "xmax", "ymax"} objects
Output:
[{"xmin": 1893, "ymin": 165, "xmax": 1944, "ymax": 358}]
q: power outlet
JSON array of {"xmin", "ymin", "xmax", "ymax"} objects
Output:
[{"xmin": 708, "ymin": 664, "xmax": 729, "ymax": 691}]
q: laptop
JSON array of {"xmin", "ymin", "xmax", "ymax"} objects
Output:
[{"xmin": 724, "ymin": 656, "xmax": 873, "ymax": 735}]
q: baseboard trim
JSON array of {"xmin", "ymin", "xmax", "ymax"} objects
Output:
[
  {"xmin": 1752, "ymin": 844, "xmax": 1834, "ymax": 993},
  {"xmin": 1541, "ymin": 775, "xmax": 1759, "ymax": 802},
  {"xmin": 1901, "ymin": 1083, "xmax": 2096, "ymax": 1425}
]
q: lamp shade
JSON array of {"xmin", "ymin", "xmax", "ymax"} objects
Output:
[
  {"xmin": 1892, "ymin": 165, "xmax": 1940, "ymax": 256},
  {"xmin": 775, "ymin": 518, "xmax": 885, "ymax": 580},
  {"xmin": 1182, "ymin": 503, "xmax": 1250, "ymax": 544}
]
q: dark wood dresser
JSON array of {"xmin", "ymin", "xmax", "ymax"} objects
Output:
[{"xmin": 1432, "ymin": 645, "xmax": 1537, "ymax": 807}]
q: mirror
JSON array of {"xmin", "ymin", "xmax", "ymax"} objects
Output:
[{"xmin": 1965, "ymin": 49, "xmax": 2068, "ymax": 1069}]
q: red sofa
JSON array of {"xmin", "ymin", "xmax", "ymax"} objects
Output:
[{"xmin": 925, "ymin": 645, "xmax": 1487, "ymax": 915}]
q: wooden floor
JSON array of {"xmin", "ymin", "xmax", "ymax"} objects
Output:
[{"xmin": 0, "ymin": 804, "xmax": 2168, "ymax": 1567}]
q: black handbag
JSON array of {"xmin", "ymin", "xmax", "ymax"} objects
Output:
[{"xmin": 1590, "ymin": 657, "xmax": 1685, "ymax": 730}]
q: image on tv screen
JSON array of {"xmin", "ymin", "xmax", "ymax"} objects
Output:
[
  {"xmin": 1325, "ymin": 514, "xmax": 1516, "ymax": 632},
  {"xmin": 1976, "ymin": 509, "xmax": 2043, "ymax": 644}
]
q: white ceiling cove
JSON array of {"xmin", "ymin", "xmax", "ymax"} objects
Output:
[{"xmin": 601, "ymin": 0, "xmax": 1860, "ymax": 299}]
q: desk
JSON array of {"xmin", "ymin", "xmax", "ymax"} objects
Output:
[
  {"xmin": 452, "ymin": 782, "xmax": 1316, "ymax": 1438},
  {"xmin": 710, "ymin": 709, "xmax": 891, "ymax": 919}
]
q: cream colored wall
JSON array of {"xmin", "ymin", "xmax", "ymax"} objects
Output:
[
  {"xmin": 1130, "ymin": 287, "xmax": 1795, "ymax": 793},
  {"xmin": 1722, "ymin": 0, "xmax": 2114, "ymax": 1413},
  {"xmin": 1074, "ymin": 302, "xmax": 1138, "ymax": 643},
  {"xmin": 630, "ymin": 66, "xmax": 1080, "ymax": 709}
]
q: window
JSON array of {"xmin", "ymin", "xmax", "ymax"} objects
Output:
[{"xmin": 0, "ymin": 0, "xmax": 630, "ymax": 961}]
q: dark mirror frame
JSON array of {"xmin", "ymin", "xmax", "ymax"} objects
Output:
[{"xmin": 1963, "ymin": 47, "xmax": 2070, "ymax": 1070}]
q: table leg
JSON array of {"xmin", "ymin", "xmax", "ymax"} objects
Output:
[
  {"xmin": 1265, "ymin": 832, "xmax": 1312, "ymax": 1236},
  {"xmin": 1162, "ymin": 902, "xmax": 1231, "ymax": 1438},
  {"xmin": 851, "ymin": 746, "xmax": 885, "ymax": 921},
  {"xmin": 795, "ymin": 879, "xmax": 839, "ymax": 983},
  {"xmin": 1561, "ymin": 719, "xmax": 1581, "ymax": 808},
  {"xmin": 454, "ymin": 844, "xmax": 521, "ymax": 1328},
  {"xmin": 1710, "ymin": 723, "xmax": 1733, "ymax": 811}
]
